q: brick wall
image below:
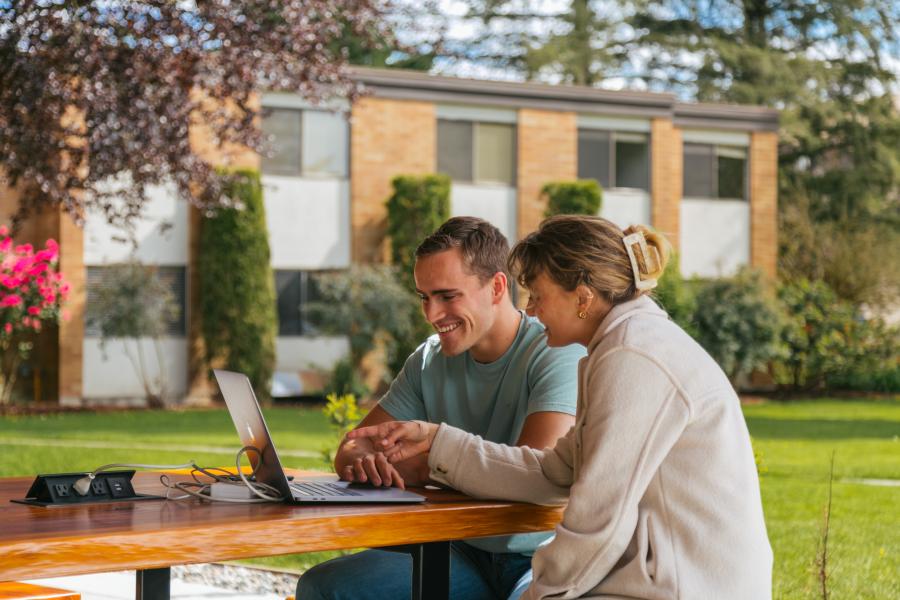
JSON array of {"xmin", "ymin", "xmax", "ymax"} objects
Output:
[
  {"xmin": 750, "ymin": 131, "xmax": 778, "ymax": 278},
  {"xmin": 516, "ymin": 109, "xmax": 577, "ymax": 239},
  {"xmin": 350, "ymin": 97, "xmax": 436, "ymax": 263},
  {"xmin": 651, "ymin": 118, "xmax": 682, "ymax": 252}
]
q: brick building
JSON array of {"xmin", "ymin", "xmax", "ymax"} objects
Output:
[{"xmin": 1, "ymin": 67, "xmax": 779, "ymax": 404}]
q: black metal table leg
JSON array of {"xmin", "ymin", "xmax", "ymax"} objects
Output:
[
  {"xmin": 386, "ymin": 541, "xmax": 452, "ymax": 600},
  {"xmin": 136, "ymin": 567, "xmax": 170, "ymax": 600}
]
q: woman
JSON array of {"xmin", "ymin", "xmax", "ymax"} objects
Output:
[{"xmin": 350, "ymin": 216, "xmax": 773, "ymax": 599}]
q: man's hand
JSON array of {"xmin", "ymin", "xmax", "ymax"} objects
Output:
[
  {"xmin": 346, "ymin": 420, "xmax": 439, "ymax": 463},
  {"xmin": 336, "ymin": 433, "xmax": 406, "ymax": 489}
]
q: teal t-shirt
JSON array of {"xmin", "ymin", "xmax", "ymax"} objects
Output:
[{"xmin": 378, "ymin": 312, "xmax": 585, "ymax": 555}]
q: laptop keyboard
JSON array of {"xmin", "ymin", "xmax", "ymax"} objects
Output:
[{"xmin": 291, "ymin": 481, "xmax": 362, "ymax": 497}]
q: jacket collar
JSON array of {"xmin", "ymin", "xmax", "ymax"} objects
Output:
[{"xmin": 587, "ymin": 295, "xmax": 667, "ymax": 353}]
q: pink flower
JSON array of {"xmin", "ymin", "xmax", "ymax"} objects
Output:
[
  {"xmin": 3, "ymin": 323, "xmax": 11, "ymax": 335},
  {"xmin": 0, "ymin": 225, "xmax": 8, "ymax": 237},
  {"xmin": 0, "ymin": 294, "xmax": 22, "ymax": 307},
  {"xmin": 15, "ymin": 243, "xmax": 33, "ymax": 255},
  {"xmin": 27, "ymin": 306, "xmax": 41, "ymax": 316},
  {"xmin": 22, "ymin": 317, "xmax": 31, "ymax": 327},
  {"xmin": 32, "ymin": 320, "xmax": 41, "ymax": 332},
  {"xmin": 0, "ymin": 237, "xmax": 11, "ymax": 253}
]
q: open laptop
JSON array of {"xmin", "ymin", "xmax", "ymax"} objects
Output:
[{"xmin": 213, "ymin": 369, "xmax": 425, "ymax": 504}]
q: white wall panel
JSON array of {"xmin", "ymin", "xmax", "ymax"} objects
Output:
[
  {"xmin": 262, "ymin": 176, "xmax": 350, "ymax": 269},
  {"xmin": 680, "ymin": 199, "xmax": 750, "ymax": 278},
  {"xmin": 450, "ymin": 184, "xmax": 518, "ymax": 243},
  {"xmin": 83, "ymin": 184, "xmax": 189, "ymax": 266},
  {"xmin": 276, "ymin": 337, "xmax": 349, "ymax": 371},
  {"xmin": 600, "ymin": 190, "xmax": 651, "ymax": 230},
  {"xmin": 82, "ymin": 338, "xmax": 188, "ymax": 400}
]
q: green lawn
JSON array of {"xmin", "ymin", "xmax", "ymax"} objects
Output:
[{"xmin": 1, "ymin": 399, "xmax": 898, "ymax": 598}]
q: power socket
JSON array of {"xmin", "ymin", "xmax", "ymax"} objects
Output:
[
  {"xmin": 13, "ymin": 471, "xmax": 165, "ymax": 507},
  {"xmin": 90, "ymin": 478, "xmax": 108, "ymax": 495}
]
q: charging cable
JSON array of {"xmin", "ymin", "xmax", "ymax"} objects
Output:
[{"xmin": 75, "ymin": 446, "xmax": 286, "ymax": 504}]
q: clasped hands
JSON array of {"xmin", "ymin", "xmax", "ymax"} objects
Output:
[{"xmin": 338, "ymin": 421, "xmax": 439, "ymax": 489}]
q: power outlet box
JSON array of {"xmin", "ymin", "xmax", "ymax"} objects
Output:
[{"xmin": 11, "ymin": 471, "xmax": 165, "ymax": 507}]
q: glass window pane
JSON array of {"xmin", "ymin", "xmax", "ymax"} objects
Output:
[
  {"xmin": 614, "ymin": 134, "xmax": 649, "ymax": 190},
  {"xmin": 275, "ymin": 270, "xmax": 303, "ymax": 336},
  {"xmin": 261, "ymin": 108, "xmax": 302, "ymax": 176},
  {"xmin": 578, "ymin": 129, "xmax": 610, "ymax": 189},
  {"xmin": 718, "ymin": 154, "xmax": 746, "ymax": 199},
  {"xmin": 156, "ymin": 266, "xmax": 186, "ymax": 336},
  {"xmin": 302, "ymin": 110, "xmax": 348, "ymax": 177},
  {"xmin": 300, "ymin": 272, "xmax": 325, "ymax": 335},
  {"xmin": 474, "ymin": 122, "xmax": 515, "ymax": 185},
  {"xmin": 683, "ymin": 143, "xmax": 715, "ymax": 198},
  {"xmin": 437, "ymin": 120, "xmax": 473, "ymax": 182}
]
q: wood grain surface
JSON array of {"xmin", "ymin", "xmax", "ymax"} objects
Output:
[
  {"xmin": 0, "ymin": 581, "xmax": 80, "ymax": 599},
  {"xmin": 0, "ymin": 470, "xmax": 563, "ymax": 581}
]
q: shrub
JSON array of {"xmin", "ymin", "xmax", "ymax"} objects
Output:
[
  {"xmin": 652, "ymin": 253, "xmax": 697, "ymax": 337},
  {"xmin": 0, "ymin": 228, "xmax": 69, "ymax": 404},
  {"xmin": 320, "ymin": 392, "xmax": 365, "ymax": 467},
  {"xmin": 199, "ymin": 169, "xmax": 277, "ymax": 402},
  {"xmin": 542, "ymin": 180, "xmax": 602, "ymax": 217},
  {"xmin": 385, "ymin": 174, "xmax": 451, "ymax": 287},
  {"xmin": 307, "ymin": 265, "xmax": 420, "ymax": 392},
  {"xmin": 692, "ymin": 269, "xmax": 785, "ymax": 382},
  {"xmin": 86, "ymin": 261, "xmax": 180, "ymax": 407},
  {"xmin": 385, "ymin": 174, "xmax": 449, "ymax": 372},
  {"xmin": 776, "ymin": 279, "xmax": 899, "ymax": 391}
]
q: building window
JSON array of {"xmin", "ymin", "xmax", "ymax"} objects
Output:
[
  {"xmin": 261, "ymin": 107, "xmax": 348, "ymax": 178},
  {"xmin": 275, "ymin": 270, "xmax": 326, "ymax": 336},
  {"xmin": 437, "ymin": 119, "xmax": 516, "ymax": 186},
  {"xmin": 85, "ymin": 265, "xmax": 186, "ymax": 337},
  {"xmin": 578, "ymin": 130, "xmax": 650, "ymax": 191},
  {"xmin": 683, "ymin": 143, "xmax": 747, "ymax": 200}
]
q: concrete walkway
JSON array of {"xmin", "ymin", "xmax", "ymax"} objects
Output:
[{"xmin": 25, "ymin": 564, "xmax": 297, "ymax": 600}]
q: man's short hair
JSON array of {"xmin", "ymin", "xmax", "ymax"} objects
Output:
[{"xmin": 415, "ymin": 216, "xmax": 510, "ymax": 283}]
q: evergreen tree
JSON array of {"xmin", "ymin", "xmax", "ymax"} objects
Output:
[{"xmin": 625, "ymin": 0, "xmax": 900, "ymax": 305}]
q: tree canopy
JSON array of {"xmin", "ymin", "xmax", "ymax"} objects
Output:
[{"xmin": 0, "ymin": 0, "xmax": 386, "ymax": 228}]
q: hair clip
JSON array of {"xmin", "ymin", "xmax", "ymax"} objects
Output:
[{"xmin": 623, "ymin": 232, "xmax": 659, "ymax": 291}]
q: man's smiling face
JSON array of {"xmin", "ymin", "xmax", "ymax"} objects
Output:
[{"xmin": 414, "ymin": 247, "xmax": 497, "ymax": 357}]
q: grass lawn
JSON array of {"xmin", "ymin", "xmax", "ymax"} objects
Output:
[{"xmin": 1, "ymin": 398, "xmax": 898, "ymax": 598}]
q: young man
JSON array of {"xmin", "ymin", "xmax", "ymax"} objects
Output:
[{"xmin": 296, "ymin": 217, "xmax": 585, "ymax": 600}]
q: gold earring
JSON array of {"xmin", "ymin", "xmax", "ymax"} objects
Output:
[{"xmin": 578, "ymin": 311, "xmax": 587, "ymax": 319}]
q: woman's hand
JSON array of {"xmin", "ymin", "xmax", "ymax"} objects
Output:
[{"xmin": 346, "ymin": 420, "xmax": 439, "ymax": 464}]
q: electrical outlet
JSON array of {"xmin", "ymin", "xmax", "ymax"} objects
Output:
[
  {"xmin": 53, "ymin": 483, "xmax": 70, "ymax": 497},
  {"xmin": 108, "ymin": 478, "xmax": 129, "ymax": 498},
  {"xmin": 90, "ymin": 479, "xmax": 108, "ymax": 496}
]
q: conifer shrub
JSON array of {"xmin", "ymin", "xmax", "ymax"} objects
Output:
[
  {"xmin": 542, "ymin": 180, "xmax": 602, "ymax": 217},
  {"xmin": 199, "ymin": 169, "xmax": 276, "ymax": 402}
]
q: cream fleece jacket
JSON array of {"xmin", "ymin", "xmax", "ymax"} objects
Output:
[{"xmin": 427, "ymin": 296, "xmax": 773, "ymax": 599}]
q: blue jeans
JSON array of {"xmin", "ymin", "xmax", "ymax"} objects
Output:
[{"xmin": 296, "ymin": 541, "xmax": 533, "ymax": 600}]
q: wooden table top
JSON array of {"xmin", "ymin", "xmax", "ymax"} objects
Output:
[{"xmin": 0, "ymin": 470, "xmax": 563, "ymax": 582}]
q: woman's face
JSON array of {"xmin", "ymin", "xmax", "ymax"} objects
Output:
[{"xmin": 525, "ymin": 272, "xmax": 585, "ymax": 347}]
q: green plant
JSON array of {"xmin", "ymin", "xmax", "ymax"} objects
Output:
[
  {"xmin": 385, "ymin": 174, "xmax": 450, "ymax": 374},
  {"xmin": 323, "ymin": 357, "xmax": 370, "ymax": 399},
  {"xmin": 307, "ymin": 265, "xmax": 420, "ymax": 390},
  {"xmin": 199, "ymin": 169, "xmax": 277, "ymax": 402},
  {"xmin": 692, "ymin": 269, "xmax": 786, "ymax": 382},
  {"xmin": 0, "ymin": 229, "xmax": 69, "ymax": 405},
  {"xmin": 542, "ymin": 180, "xmax": 602, "ymax": 217},
  {"xmin": 652, "ymin": 253, "xmax": 697, "ymax": 337},
  {"xmin": 320, "ymin": 392, "xmax": 365, "ymax": 467},
  {"xmin": 86, "ymin": 261, "xmax": 180, "ymax": 407},
  {"xmin": 385, "ymin": 174, "xmax": 451, "ymax": 288},
  {"xmin": 774, "ymin": 279, "xmax": 894, "ymax": 391}
]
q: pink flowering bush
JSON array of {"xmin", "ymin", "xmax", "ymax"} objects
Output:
[{"xmin": 0, "ymin": 225, "xmax": 70, "ymax": 404}]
